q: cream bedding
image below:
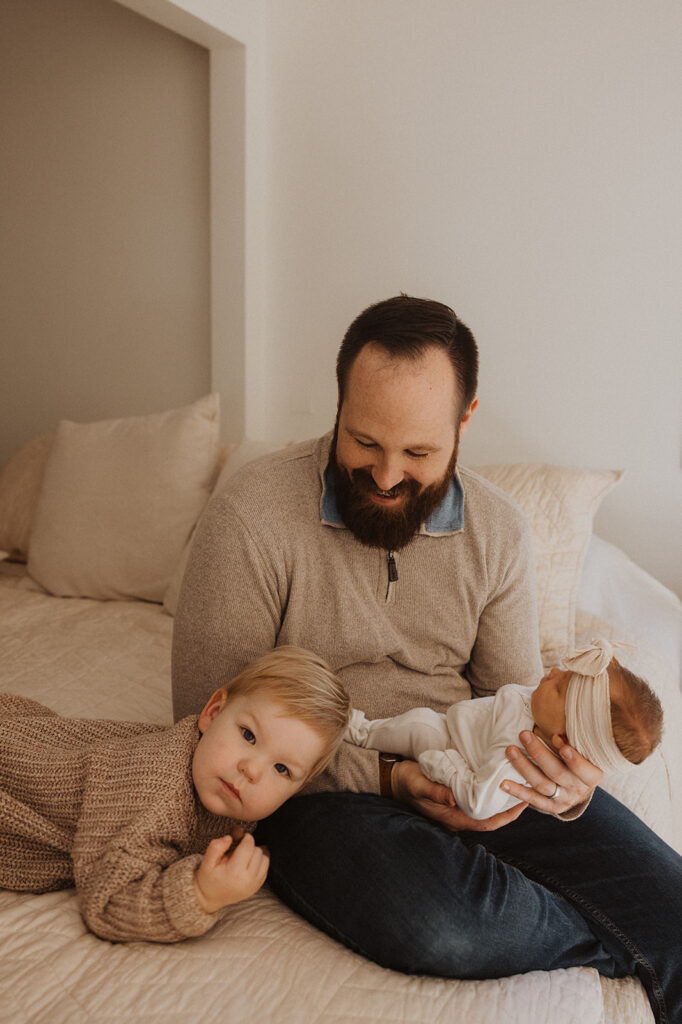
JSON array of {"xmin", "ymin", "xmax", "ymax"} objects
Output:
[{"xmin": 2, "ymin": 562, "xmax": 678, "ymax": 1024}]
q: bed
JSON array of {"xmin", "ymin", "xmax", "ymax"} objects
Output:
[{"xmin": 1, "ymin": 395, "xmax": 680, "ymax": 1024}]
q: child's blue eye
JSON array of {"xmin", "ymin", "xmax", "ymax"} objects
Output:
[
  {"xmin": 274, "ymin": 763, "xmax": 290, "ymax": 776},
  {"xmin": 241, "ymin": 727, "xmax": 256, "ymax": 744}
]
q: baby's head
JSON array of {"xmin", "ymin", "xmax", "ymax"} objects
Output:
[
  {"xmin": 531, "ymin": 639, "xmax": 663, "ymax": 772},
  {"xmin": 192, "ymin": 646, "xmax": 350, "ymax": 821}
]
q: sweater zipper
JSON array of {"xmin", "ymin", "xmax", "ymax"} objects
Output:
[{"xmin": 386, "ymin": 550, "xmax": 399, "ymax": 601}]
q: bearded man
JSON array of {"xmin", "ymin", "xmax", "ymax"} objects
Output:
[{"xmin": 172, "ymin": 296, "xmax": 681, "ymax": 1023}]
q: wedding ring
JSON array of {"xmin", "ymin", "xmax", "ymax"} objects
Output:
[{"xmin": 548, "ymin": 782, "xmax": 561, "ymax": 801}]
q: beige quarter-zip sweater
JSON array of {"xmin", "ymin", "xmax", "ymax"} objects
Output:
[{"xmin": 172, "ymin": 433, "xmax": 543, "ymax": 793}]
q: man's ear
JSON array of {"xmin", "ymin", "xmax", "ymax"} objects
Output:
[
  {"xmin": 197, "ymin": 688, "xmax": 228, "ymax": 733},
  {"xmin": 458, "ymin": 396, "xmax": 478, "ymax": 438}
]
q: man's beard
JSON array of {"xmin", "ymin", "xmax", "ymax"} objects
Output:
[{"xmin": 329, "ymin": 422, "xmax": 459, "ymax": 551}]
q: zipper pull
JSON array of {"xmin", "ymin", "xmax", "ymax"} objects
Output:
[{"xmin": 387, "ymin": 551, "xmax": 399, "ymax": 583}]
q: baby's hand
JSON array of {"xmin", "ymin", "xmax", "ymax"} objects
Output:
[{"xmin": 193, "ymin": 833, "xmax": 269, "ymax": 914}]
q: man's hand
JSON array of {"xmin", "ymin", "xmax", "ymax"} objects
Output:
[
  {"xmin": 501, "ymin": 730, "xmax": 602, "ymax": 816},
  {"xmin": 391, "ymin": 759, "xmax": 528, "ymax": 832},
  {"xmin": 193, "ymin": 833, "xmax": 269, "ymax": 914}
]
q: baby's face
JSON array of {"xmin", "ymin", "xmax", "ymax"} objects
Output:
[
  {"xmin": 192, "ymin": 689, "xmax": 327, "ymax": 821},
  {"xmin": 530, "ymin": 666, "xmax": 571, "ymax": 747}
]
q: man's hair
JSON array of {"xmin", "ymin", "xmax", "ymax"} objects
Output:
[
  {"xmin": 222, "ymin": 646, "xmax": 351, "ymax": 780},
  {"xmin": 609, "ymin": 663, "xmax": 664, "ymax": 764},
  {"xmin": 336, "ymin": 294, "xmax": 479, "ymax": 417}
]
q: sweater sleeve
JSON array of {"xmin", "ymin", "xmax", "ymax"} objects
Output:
[
  {"xmin": 75, "ymin": 846, "xmax": 222, "ymax": 944},
  {"xmin": 466, "ymin": 507, "xmax": 543, "ymax": 697},
  {"xmin": 0, "ymin": 693, "xmax": 58, "ymax": 720},
  {"xmin": 302, "ymin": 740, "xmax": 384, "ymax": 796},
  {"xmin": 72, "ymin": 719, "xmax": 231, "ymax": 943},
  {"xmin": 172, "ymin": 495, "xmax": 283, "ymax": 721}
]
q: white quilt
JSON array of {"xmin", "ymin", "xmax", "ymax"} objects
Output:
[{"xmin": 2, "ymin": 563, "xmax": 678, "ymax": 1024}]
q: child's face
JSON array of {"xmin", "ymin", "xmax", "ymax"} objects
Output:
[
  {"xmin": 192, "ymin": 689, "xmax": 327, "ymax": 822},
  {"xmin": 530, "ymin": 666, "xmax": 571, "ymax": 748}
]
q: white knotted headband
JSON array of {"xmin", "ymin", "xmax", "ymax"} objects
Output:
[{"xmin": 560, "ymin": 638, "xmax": 635, "ymax": 774}]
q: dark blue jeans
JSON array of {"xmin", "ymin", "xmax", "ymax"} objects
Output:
[{"xmin": 256, "ymin": 789, "xmax": 682, "ymax": 1023}]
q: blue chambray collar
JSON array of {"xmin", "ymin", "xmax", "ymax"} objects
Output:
[{"xmin": 320, "ymin": 461, "xmax": 465, "ymax": 536}]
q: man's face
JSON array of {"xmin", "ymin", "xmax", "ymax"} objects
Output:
[{"xmin": 331, "ymin": 343, "xmax": 474, "ymax": 550}]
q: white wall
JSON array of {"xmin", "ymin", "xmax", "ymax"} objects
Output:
[
  {"xmin": 259, "ymin": 0, "xmax": 681, "ymax": 594},
  {"xmin": 0, "ymin": 0, "xmax": 211, "ymax": 462},
  {"xmin": 116, "ymin": 0, "xmax": 270, "ymax": 443},
  {"xmin": 3, "ymin": 0, "xmax": 680, "ymax": 595}
]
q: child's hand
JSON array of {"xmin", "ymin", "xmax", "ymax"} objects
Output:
[{"xmin": 193, "ymin": 833, "xmax": 269, "ymax": 914}]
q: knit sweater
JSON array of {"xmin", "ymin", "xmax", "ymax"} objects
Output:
[
  {"xmin": 172, "ymin": 433, "xmax": 543, "ymax": 793},
  {"xmin": 0, "ymin": 693, "xmax": 249, "ymax": 943}
]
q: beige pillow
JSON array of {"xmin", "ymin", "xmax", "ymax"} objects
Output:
[
  {"xmin": 471, "ymin": 463, "xmax": 622, "ymax": 664},
  {"xmin": 28, "ymin": 394, "xmax": 220, "ymax": 602},
  {"xmin": 0, "ymin": 434, "xmax": 54, "ymax": 561}
]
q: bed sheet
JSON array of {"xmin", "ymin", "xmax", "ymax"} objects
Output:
[
  {"xmin": 0, "ymin": 562, "xmax": 668, "ymax": 1024},
  {"xmin": 0, "ymin": 562, "xmax": 172, "ymax": 724}
]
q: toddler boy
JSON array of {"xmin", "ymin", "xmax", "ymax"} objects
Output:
[{"xmin": 0, "ymin": 646, "xmax": 350, "ymax": 942}]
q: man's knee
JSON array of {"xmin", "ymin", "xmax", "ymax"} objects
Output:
[{"xmin": 369, "ymin": 906, "xmax": 495, "ymax": 977}]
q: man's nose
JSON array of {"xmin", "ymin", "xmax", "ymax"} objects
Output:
[{"xmin": 371, "ymin": 456, "xmax": 404, "ymax": 492}]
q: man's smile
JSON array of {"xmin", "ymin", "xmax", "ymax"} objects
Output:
[{"xmin": 370, "ymin": 489, "xmax": 405, "ymax": 506}]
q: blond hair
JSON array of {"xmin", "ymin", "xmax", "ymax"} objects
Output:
[
  {"xmin": 220, "ymin": 646, "xmax": 350, "ymax": 780},
  {"xmin": 609, "ymin": 663, "xmax": 663, "ymax": 765}
]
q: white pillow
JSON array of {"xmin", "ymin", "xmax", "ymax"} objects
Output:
[
  {"xmin": 471, "ymin": 463, "xmax": 622, "ymax": 664},
  {"xmin": 28, "ymin": 395, "xmax": 220, "ymax": 602}
]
